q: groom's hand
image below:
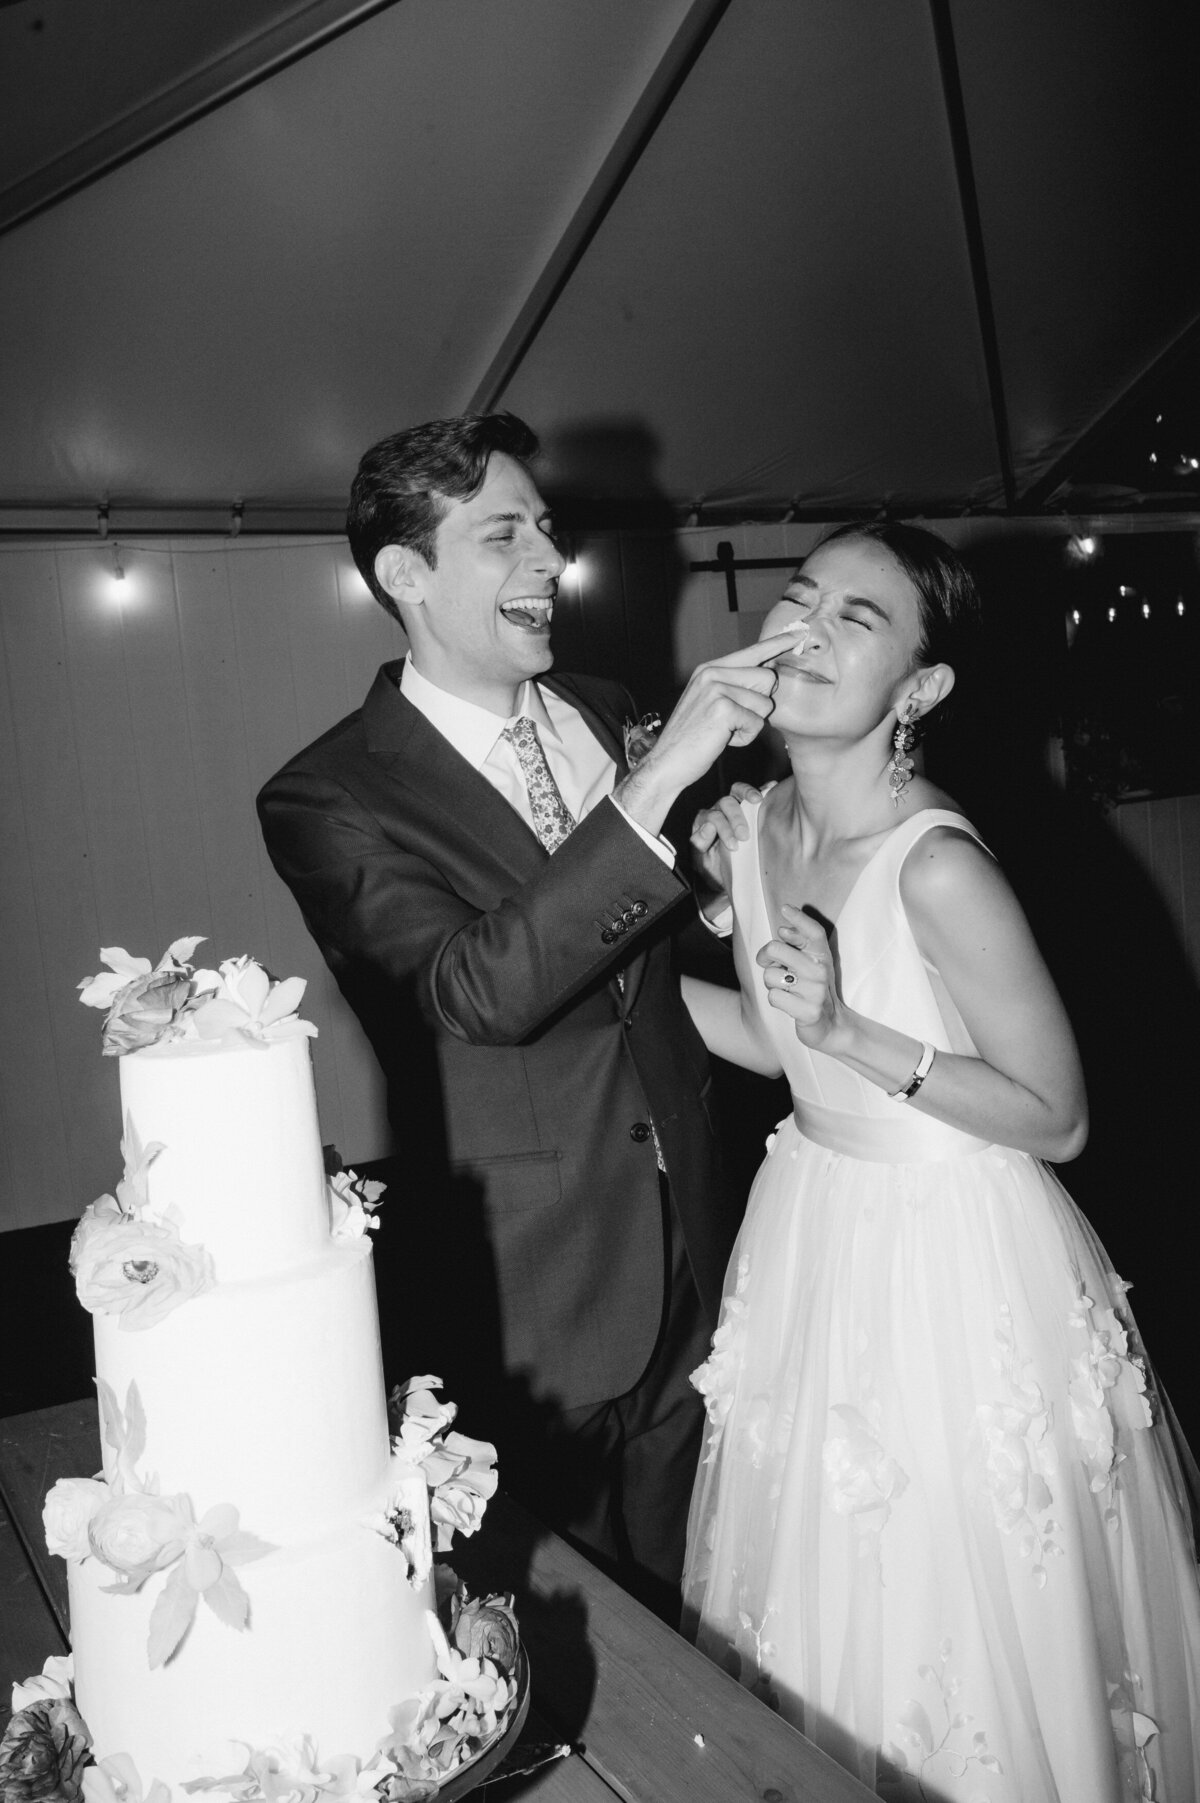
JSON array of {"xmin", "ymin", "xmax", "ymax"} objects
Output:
[{"xmin": 615, "ymin": 630, "xmax": 803, "ymax": 838}]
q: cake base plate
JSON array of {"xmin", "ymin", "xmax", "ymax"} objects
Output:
[{"xmin": 434, "ymin": 1650, "xmax": 531, "ymax": 1799}]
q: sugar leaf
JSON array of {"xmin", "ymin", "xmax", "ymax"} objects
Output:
[
  {"xmin": 201, "ymin": 1567, "xmax": 251, "ymax": 1632},
  {"xmin": 148, "ymin": 1564, "xmax": 199, "ymax": 1668}
]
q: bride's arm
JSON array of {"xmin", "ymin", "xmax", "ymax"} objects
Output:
[
  {"xmin": 681, "ymin": 975, "xmax": 784, "ymax": 1075},
  {"xmin": 759, "ymin": 827, "xmax": 1087, "ymax": 1161}
]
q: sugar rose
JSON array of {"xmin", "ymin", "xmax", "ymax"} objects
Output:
[
  {"xmin": 101, "ymin": 968, "xmax": 194, "ymax": 1056},
  {"xmin": 88, "ymin": 1490, "xmax": 193, "ymax": 1588},
  {"xmin": 43, "ymin": 1477, "xmax": 110, "ymax": 1561},
  {"xmin": 451, "ymin": 1594, "xmax": 519, "ymax": 1673},
  {"xmin": 0, "ymin": 1698, "xmax": 92, "ymax": 1802}
]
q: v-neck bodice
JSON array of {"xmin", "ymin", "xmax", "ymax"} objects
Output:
[{"xmin": 730, "ymin": 800, "xmax": 991, "ymax": 1160}]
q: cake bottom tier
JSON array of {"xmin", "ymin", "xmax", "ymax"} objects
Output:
[{"xmin": 69, "ymin": 1512, "xmax": 436, "ymax": 1797}]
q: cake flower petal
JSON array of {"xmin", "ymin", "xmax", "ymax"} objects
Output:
[
  {"xmin": 43, "ymin": 1477, "xmax": 110, "ymax": 1561},
  {"xmin": 424, "ymin": 1433, "xmax": 498, "ymax": 1551},
  {"xmin": 328, "ymin": 1170, "xmax": 385, "ymax": 1239},
  {"xmin": 387, "ymin": 1378, "xmax": 456, "ymax": 1449},
  {"xmin": 0, "ymin": 1696, "xmax": 92, "ymax": 1802},
  {"xmin": 10, "ymin": 1656, "xmax": 75, "ymax": 1714},
  {"xmin": 82, "ymin": 1751, "xmax": 172, "ymax": 1803}
]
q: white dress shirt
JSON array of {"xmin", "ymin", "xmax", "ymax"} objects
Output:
[{"xmin": 399, "ymin": 656, "xmax": 673, "ymax": 864}]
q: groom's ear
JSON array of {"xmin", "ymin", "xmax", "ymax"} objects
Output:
[{"xmin": 374, "ymin": 544, "xmax": 427, "ymax": 610}]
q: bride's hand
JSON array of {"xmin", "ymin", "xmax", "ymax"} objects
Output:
[{"xmin": 757, "ymin": 906, "xmax": 842, "ymax": 1047}]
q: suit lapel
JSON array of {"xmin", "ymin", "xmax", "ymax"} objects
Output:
[
  {"xmin": 363, "ymin": 665, "xmax": 659, "ymax": 1008},
  {"xmin": 362, "ymin": 664, "xmax": 547, "ymax": 885}
]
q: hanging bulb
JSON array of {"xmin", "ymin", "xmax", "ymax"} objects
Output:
[{"xmin": 1065, "ymin": 533, "xmax": 1099, "ymax": 565}]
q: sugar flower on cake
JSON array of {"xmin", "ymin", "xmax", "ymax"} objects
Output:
[
  {"xmin": 328, "ymin": 1169, "xmax": 385, "ymax": 1240},
  {"xmin": 423, "ymin": 1434, "xmax": 499, "ymax": 1550},
  {"xmin": 188, "ymin": 956, "xmax": 317, "ymax": 1048},
  {"xmin": 70, "ymin": 1122, "xmax": 215, "ymax": 1330},
  {"xmin": 388, "ymin": 1377, "xmax": 457, "ymax": 1450},
  {"xmin": 79, "ymin": 937, "xmax": 206, "ymax": 1056},
  {"xmin": 79, "ymin": 938, "xmax": 317, "ymax": 1055},
  {"xmin": 449, "ymin": 1590, "xmax": 520, "ymax": 1672},
  {"xmin": 182, "ymin": 1739, "xmax": 401, "ymax": 1803},
  {"xmin": 71, "ymin": 1210, "xmax": 215, "ymax": 1330},
  {"xmin": 385, "ymin": 1378, "xmax": 498, "ymax": 1552},
  {"xmin": 88, "ymin": 1488, "xmax": 197, "ymax": 1591},
  {"xmin": 88, "ymin": 1491, "xmax": 275, "ymax": 1668},
  {"xmin": 82, "ymin": 1752, "xmax": 172, "ymax": 1803},
  {"xmin": 43, "ymin": 1476, "xmax": 111, "ymax": 1561},
  {"xmin": 10, "ymin": 1656, "xmax": 74, "ymax": 1715},
  {"xmin": 0, "ymin": 1693, "xmax": 92, "ymax": 1803},
  {"xmin": 379, "ymin": 1611, "xmax": 518, "ymax": 1791}
]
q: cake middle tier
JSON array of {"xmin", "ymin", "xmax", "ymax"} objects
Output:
[{"xmin": 92, "ymin": 1237, "xmax": 393, "ymax": 1545}]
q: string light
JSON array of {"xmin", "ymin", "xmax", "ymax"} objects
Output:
[
  {"xmin": 1107, "ymin": 607, "xmax": 1116, "ymax": 623},
  {"xmin": 1066, "ymin": 533, "xmax": 1100, "ymax": 564},
  {"xmin": 105, "ymin": 541, "xmax": 128, "ymax": 601},
  {"xmin": 1142, "ymin": 601, "xmax": 1151, "ymax": 620}
]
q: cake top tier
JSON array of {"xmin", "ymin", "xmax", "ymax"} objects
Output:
[{"xmin": 79, "ymin": 937, "xmax": 316, "ymax": 1056}]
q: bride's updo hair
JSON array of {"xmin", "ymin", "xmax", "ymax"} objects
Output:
[{"xmin": 815, "ymin": 520, "xmax": 983, "ymax": 728}]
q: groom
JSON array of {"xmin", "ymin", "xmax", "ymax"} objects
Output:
[{"xmin": 257, "ymin": 412, "xmax": 783, "ymax": 1614}]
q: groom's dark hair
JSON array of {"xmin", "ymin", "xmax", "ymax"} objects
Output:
[{"xmin": 348, "ymin": 413, "xmax": 540, "ymax": 620}]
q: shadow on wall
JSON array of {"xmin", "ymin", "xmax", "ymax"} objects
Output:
[
  {"xmin": 545, "ymin": 415, "xmax": 792, "ymax": 1206},
  {"xmin": 930, "ymin": 533, "xmax": 1200, "ymax": 1450}
]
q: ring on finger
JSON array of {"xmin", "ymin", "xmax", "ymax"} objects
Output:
[{"xmin": 781, "ymin": 970, "xmax": 796, "ymax": 987}]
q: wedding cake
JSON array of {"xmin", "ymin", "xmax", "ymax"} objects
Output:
[{"xmin": 5, "ymin": 939, "xmax": 519, "ymax": 1803}]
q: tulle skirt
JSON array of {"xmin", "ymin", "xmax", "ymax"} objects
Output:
[{"xmin": 683, "ymin": 1116, "xmax": 1200, "ymax": 1801}]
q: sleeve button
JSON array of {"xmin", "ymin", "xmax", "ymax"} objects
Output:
[{"xmin": 630, "ymin": 900, "xmax": 649, "ymax": 917}]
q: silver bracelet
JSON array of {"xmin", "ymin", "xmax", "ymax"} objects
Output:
[{"xmin": 889, "ymin": 1040, "xmax": 936, "ymax": 1103}]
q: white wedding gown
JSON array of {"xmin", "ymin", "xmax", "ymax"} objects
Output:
[{"xmin": 683, "ymin": 803, "xmax": 1200, "ymax": 1801}]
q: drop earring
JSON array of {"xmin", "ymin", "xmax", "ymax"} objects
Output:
[{"xmin": 888, "ymin": 701, "xmax": 918, "ymax": 806}]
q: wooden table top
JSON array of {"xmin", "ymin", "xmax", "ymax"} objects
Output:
[{"xmin": 1, "ymin": 1400, "xmax": 873, "ymax": 1802}]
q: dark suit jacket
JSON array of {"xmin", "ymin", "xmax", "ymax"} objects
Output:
[{"xmin": 257, "ymin": 663, "xmax": 736, "ymax": 1414}]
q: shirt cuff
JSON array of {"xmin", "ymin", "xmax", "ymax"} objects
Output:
[
  {"xmin": 607, "ymin": 794, "xmax": 676, "ymax": 867},
  {"xmin": 698, "ymin": 897, "xmax": 733, "ymax": 938}
]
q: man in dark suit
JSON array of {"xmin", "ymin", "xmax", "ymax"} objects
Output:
[{"xmin": 257, "ymin": 413, "xmax": 790, "ymax": 1615}]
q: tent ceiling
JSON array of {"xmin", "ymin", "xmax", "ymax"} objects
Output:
[{"xmin": 1, "ymin": 0, "xmax": 1198, "ymax": 528}]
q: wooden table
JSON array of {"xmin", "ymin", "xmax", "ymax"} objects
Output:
[{"xmin": 1, "ymin": 1401, "xmax": 873, "ymax": 1802}]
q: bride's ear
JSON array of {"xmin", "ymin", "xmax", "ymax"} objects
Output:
[{"xmin": 904, "ymin": 663, "xmax": 955, "ymax": 723}]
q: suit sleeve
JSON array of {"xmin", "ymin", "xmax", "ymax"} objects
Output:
[{"xmin": 257, "ymin": 766, "xmax": 690, "ymax": 1047}]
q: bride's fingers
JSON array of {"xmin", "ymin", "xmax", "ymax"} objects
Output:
[{"xmin": 780, "ymin": 904, "xmax": 829, "ymax": 950}]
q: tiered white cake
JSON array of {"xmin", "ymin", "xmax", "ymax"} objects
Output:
[{"xmin": 25, "ymin": 942, "xmax": 515, "ymax": 1803}]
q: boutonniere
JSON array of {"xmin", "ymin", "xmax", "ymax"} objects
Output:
[{"xmin": 623, "ymin": 713, "xmax": 662, "ymax": 771}]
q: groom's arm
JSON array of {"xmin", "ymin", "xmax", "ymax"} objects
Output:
[{"xmin": 258, "ymin": 763, "xmax": 688, "ymax": 1047}]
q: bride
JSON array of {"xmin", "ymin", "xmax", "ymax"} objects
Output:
[{"xmin": 680, "ymin": 522, "xmax": 1200, "ymax": 1801}]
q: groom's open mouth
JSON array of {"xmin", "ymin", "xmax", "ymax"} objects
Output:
[{"xmin": 499, "ymin": 597, "xmax": 555, "ymax": 632}]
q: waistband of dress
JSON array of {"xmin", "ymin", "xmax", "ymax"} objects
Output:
[{"xmin": 790, "ymin": 1097, "xmax": 992, "ymax": 1164}]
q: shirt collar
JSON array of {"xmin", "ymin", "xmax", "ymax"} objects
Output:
[{"xmin": 399, "ymin": 656, "xmax": 558, "ymax": 769}]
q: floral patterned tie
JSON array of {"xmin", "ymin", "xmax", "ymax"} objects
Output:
[{"xmin": 502, "ymin": 717, "xmax": 577, "ymax": 853}]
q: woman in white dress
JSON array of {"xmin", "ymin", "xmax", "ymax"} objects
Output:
[{"xmin": 680, "ymin": 522, "xmax": 1200, "ymax": 1801}]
